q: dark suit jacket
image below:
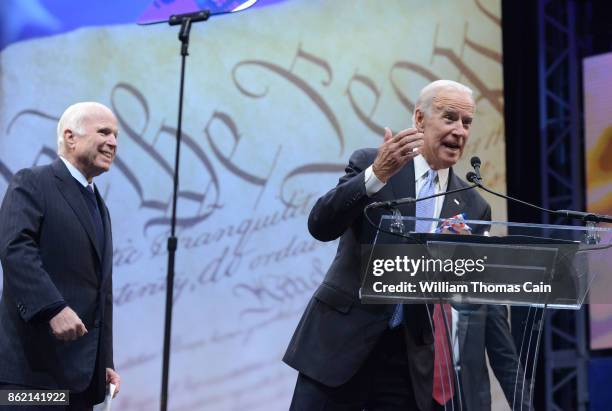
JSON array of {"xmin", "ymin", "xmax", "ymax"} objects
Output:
[
  {"xmin": 0, "ymin": 159, "xmax": 114, "ymax": 399},
  {"xmin": 455, "ymin": 304, "xmax": 532, "ymax": 411},
  {"xmin": 283, "ymin": 148, "xmax": 491, "ymax": 411}
]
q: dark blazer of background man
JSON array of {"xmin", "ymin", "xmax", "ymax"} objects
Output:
[
  {"xmin": 455, "ymin": 304, "xmax": 531, "ymax": 410},
  {"xmin": 0, "ymin": 102, "xmax": 121, "ymax": 410},
  {"xmin": 284, "ymin": 80, "xmax": 522, "ymax": 411}
]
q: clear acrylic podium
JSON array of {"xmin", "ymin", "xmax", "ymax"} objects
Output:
[{"xmin": 359, "ymin": 215, "xmax": 612, "ymax": 410}]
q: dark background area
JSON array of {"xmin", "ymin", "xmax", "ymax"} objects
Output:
[{"xmin": 503, "ymin": 0, "xmax": 612, "ymax": 409}]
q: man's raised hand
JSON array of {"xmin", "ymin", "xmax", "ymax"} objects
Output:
[{"xmin": 372, "ymin": 127, "xmax": 424, "ymax": 183}]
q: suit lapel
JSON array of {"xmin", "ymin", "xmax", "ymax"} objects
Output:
[
  {"xmin": 52, "ymin": 159, "xmax": 103, "ymax": 263},
  {"xmin": 389, "ymin": 161, "xmax": 416, "ymax": 220},
  {"xmin": 440, "ymin": 168, "xmax": 468, "ymax": 219}
]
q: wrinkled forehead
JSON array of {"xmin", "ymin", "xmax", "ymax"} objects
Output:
[{"xmin": 432, "ymin": 89, "xmax": 474, "ymax": 115}]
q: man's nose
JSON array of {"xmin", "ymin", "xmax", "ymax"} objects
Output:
[
  {"xmin": 107, "ymin": 134, "xmax": 118, "ymax": 148},
  {"xmin": 453, "ymin": 122, "xmax": 468, "ymax": 137}
]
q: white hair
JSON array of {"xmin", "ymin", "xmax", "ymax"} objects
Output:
[
  {"xmin": 412, "ymin": 80, "xmax": 473, "ymax": 126},
  {"xmin": 56, "ymin": 102, "xmax": 110, "ymax": 155}
]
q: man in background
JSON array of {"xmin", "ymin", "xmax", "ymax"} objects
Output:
[{"xmin": 0, "ymin": 102, "xmax": 121, "ymax": 410}]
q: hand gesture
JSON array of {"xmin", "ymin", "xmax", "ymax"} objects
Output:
[{"xmin": 372, "ymin": 127, "xmax": 423, "ymax": 183}]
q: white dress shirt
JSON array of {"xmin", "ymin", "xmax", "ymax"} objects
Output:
[{"xmin": 59, "ymin": 156, "xmax": 93, "ymax": 190}]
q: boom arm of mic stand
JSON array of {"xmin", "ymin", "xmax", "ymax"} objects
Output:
[
  {"xmin": 470, "ymin": 181, "xmax": 612, "ymax": 224},
  {"xmin": 367, "ymin": 183, "xmax": 479, "ymax": 209},
  {"xmin": 556, "ymin": 209, "xmax": 612, "ymax": 224},
  {"xmin": 169, "ymin": 10, "xmax": 211, "ymax": 26}
]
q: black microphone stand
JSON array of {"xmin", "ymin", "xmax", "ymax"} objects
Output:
[
  {"xmin": 465, "ymin": 173, "xmax": 612, "ymax": 225},
  {"xmin": 367, "ymin": 182, "xmax": 479, "ymax": 210},
  {"xmin": 160, "ymin": 10, "xmax": 210, "ymax": 411}
]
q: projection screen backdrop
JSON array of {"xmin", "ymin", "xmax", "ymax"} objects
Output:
[{"xmin": 0, "ymin": 0, "xmax": 506, "ymax": 409}]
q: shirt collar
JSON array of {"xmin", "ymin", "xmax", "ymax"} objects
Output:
[
  {"xmin": 59, "ymin": 156, "xmax": 91, "ymax": 188},
  {"xmin": 413, "ymin": 154, "xmax": 449, "ymax": 188}
]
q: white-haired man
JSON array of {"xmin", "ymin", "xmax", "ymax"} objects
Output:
[
  {"xmin": 284, "ymin": 80, "xmax": 527, "ymax": 410},
  {"xmin": 0, "ymin": 102, "xmax": 121, "ymax": 410}
]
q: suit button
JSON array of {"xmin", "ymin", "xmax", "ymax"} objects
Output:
[
  {"xmin": 17, "ymin": 303, "xmax": 26, "ymax": 314},
  {"xmin": 94, "ymin": 319, "xmax": 101, "ymax": 328}
]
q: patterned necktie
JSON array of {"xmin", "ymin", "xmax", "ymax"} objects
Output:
[
  {"xmin": 415, "ymin": 168, "xmax": 438, "ymax": 232},
  {"xmin": 433, "ymin": 303, "xmax": 455, "ymax": 404},
  {"xmin": 389, "ymin": 169, "xmax": 438, "ymax": 328},
  {"xmin": 85, "ymin": 184, "xmax": 105, "ymax": 254}
]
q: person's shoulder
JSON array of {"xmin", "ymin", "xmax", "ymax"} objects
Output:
[
  {"xmin": 349, "ymin": 147, "xmax": 377, "ymax": 164},
  {"xmin": 17, "ymin": 163, "xmax": 53, "ymax": 177},
  {"xmin": 31, "ymin": 163, "xmax": 54, "ymax": 176},
  {"xmin": 355, "ymin": 147, "xmax": 377, "ymax": 157},
  {"xmin": 11, "ymin": 163, "xmax": 55, "ymax": 186}
]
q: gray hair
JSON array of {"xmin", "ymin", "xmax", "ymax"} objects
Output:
[
  {"xmin": 56, "ymin": 102, "xmax": 109, "ymax": 155},
  {"xmin": 412, "ymin": 80, "xmax": 473, "ymax": 126}
]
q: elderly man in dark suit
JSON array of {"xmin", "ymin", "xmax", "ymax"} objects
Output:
[
  {"xmin": 284, "ymin": 80, "xmax": 526, "ymax": 410},
  {"xmin": 0, "ymin": 102, "xmax": 121, "ymax": 410}
]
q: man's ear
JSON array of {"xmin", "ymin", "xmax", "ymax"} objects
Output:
[
  {"xmin": 414, "ymin": 108, "xmax": 425, "ymax": 132},
  {"xmin": 64, "ymin": 129, "xmax": 75, "ymax": 150}
]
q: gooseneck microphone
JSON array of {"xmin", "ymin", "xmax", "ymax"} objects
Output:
[
  {"xmin": 466, "ymin": 171, "xmax": 479, "ymax": 184},
  {"xmin": 470, "ymin": 156, "xmax": 482, "ymax": 183}
]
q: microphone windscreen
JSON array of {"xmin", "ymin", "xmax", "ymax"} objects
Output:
[
  {"xmin": 466, "ymin": 171, "xmax": 478, "ymax": 183},
  {"xmin": 470, "ymin": 156, "xmax": 481, "ymax": 168}
]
